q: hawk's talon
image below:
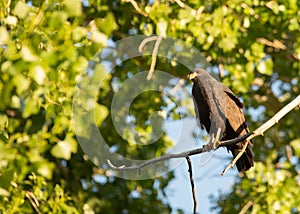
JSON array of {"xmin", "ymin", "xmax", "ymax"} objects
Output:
[
  {"xmin": 213, "ymin": 138, "xmax": 220, "ymax": 149},
  {"xmin": 203, "ymin": 128, "xmax": 222, "ymax": 151}
]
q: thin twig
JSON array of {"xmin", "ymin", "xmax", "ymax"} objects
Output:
[
  {"xmin": 256, "ymin": 37, "xmax": 286, "ymax": 50},
  {"xmin": 106, "ymin": 148, "xmax": 203, "ymax": 170},
  {"xmin": 221, "ymin": 94, "xmax": 300, "ymax": 175},
  {"xmin": 239, "ymin": 200, "xmax": 253, "ymax": 214},
  {"xmin": 106, "ymin": 133, "xmax": 251, "ymax": 170},
  {"xmin": 172, "ymin": 0, "xmax": 204, "ymax": 19},
  {"xmin": 253, "ymin": 94, "xmax": 300, "ymax": 136},
  {"xmin": 218, "ymin": 132, "xmax": 252, "ymax": 147},
  {"xmin": 286, "ymin": 145, "xmax": 293, "ymax": 162},
  {"xmin": 26, "ymin": 191, "xmax": 41, "ymax": 214},
  {"xmin": 173, "ymin": 0, "xmax": 195, "ymax": 12},
  {"xmin": 147, "ymin": 35, "xmax": 162, "ymax": 80},
  {"xmin": 138, "ymin": 36, "xmax": 163, "ymax": 80},
  {"xmin": 138, "ymin": 36, "xmax": 158, "ymax": 53},
  {"xmin": 168, "ymin": 79, "xmax": 185, "ymax": 95},
  {"xmin": 218, "ymin": 63, "xmax": 224, "ymax": 77},
  {"xmin": 7, "ymin": 0, "xmax": 12, "ymax": 14},
  {"xmin": 122, "ymin": 0, "xmax": 148, "ymax": 17},
  {"xmin": 186, "ymin": 157, "xmax": 197, "ymax": 214},
  {"xmin": 221, "ymin": 141, "xmax": 250, "ymax": 176},
  {"xmin": 107, "ymin": 94, "xmax": 300, "ymax": 172}
]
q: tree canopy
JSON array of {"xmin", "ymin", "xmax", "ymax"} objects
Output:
[{"xmin": 0, "ymin": 0, "xmax": 299, "ymax": 213}]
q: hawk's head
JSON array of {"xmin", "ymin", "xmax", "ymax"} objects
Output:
[{"xmin": 187, "ymin": 68, "xmax": 206, "ymax": 81}]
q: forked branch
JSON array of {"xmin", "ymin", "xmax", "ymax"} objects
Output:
[
  {"xmin": 221, "ymin": 94, "xmax": 300, "ymax": 175},
  {"xmin": 138, "ymin": 35, "xmax": 163, "ymax": 80},
  {"xmin": 107, "ymin": 94, "xmax": 300, "ymax": 172},
  {"xmin": 186, "ymin": 157, "xmax": 197, "ymax": 214}
]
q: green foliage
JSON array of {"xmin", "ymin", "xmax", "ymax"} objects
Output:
[{"xmin": 1, "ymin": 0, "xmax": 300, "ymax": 213}]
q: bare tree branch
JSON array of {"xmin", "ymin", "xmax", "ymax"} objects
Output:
[
  {"xmin": 107, "ymin": 94, "xmax": 300, "ymax": 172},
  {"xmin": 218, "ymin": 132, "xmax": 252, "ymax": 147},
  {"xmin": 221, "ymin": 140, "xmax": 250, "ymax": 176},
  {"xmin": 186, "ymin": 157, "xmax": 197, "ymax": 214},
  {"xmin": 105, "ymin": 134, "xmax": 247, "ymax": 171},
  {"xmin": 25, "ymin": 191, "xmax": 41, "ymax": 214},
  {"xmin": 171, "ymin": 0, "xmax": 204, "ymax": 19},
  {"xmin": 147, "ymin": 36, "xmax": 162, "ymax": 80},
  {"xmin": 138, "ymin": 36, "xmax": 158, "ymax": 53},
  {"xmin": 137, "ymin": 35, "xmax": 163, "ymax": 80},
  {"xmin": 106, "ymin": 130, "xmax": 252, "ymax": 171},
  {"xmin": 106, "ymin": 148, "xmax": 203, "ymax": 170},
  {"xmin": 239, "ymin": 200, "xmax": 254, "ymax": 214},
  {"xmin": 122, "ymin": 0, "xmax": 148, "ymax": 17},
  {"xmin": 256, "ymin": 37, "xmax": 286, "ymax": 50},
  {"xmin": 222, "ymin": 94, "xmax": 300, "ymax": 175}
]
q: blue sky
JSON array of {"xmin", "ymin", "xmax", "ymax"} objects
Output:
[{"xmin": 165, "ymin": 118, "xmax": 240, "ymax": 213}]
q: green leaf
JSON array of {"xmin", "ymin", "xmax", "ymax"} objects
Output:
[
  {"xmin": 21, "ymin": 45, "xmax": 39, "ymax": 62},
  {"xmin": 63, "ymin": 0, "xmax": 82, "ymax": 17},
  {"xmin": 95, "ymin": 13, "xmax": 118, "ymax": 36},
  {"xmin": 290, "ymin": 138, "xmax": 300, "ymax": 157},
  {"xmin": 29, "ymin": 65, "xmax": 46, "ymax": 85},
  {"xmin": 0, "ymin": 26, "xmax": 9, "ymax": 44},
  {"xmin": 13, "ymin": 1, "xmax": 29, "ymax": 18},
  {"xmin": 72, "ymin": 26, "xmax": 87, "ymax": 42},
  {"xmin": 0, "ymin": 114, "xmax": 8, "ymax": 131},
  {"xmin": 23, "ymin": 97, "xmax": 39, "ymax": 118},
  {"xmin": 156, "ymin": 19, "xmax": 168, "ymax": 37},
  {"xmin": 13, "ymin": 73, "xmax": 31, "ymax": 95},
  {"xmin": 219, "ymin": 37, "xmax": 237, "ymax": 52},
  {"xmin": 4, "ymin": 15, "xmax": 18, "ymax": 27},
  {"xmin": 51, "ymin": 138, "xmax": 77, "ymax": 160},
  {"xmin": 94, "ymin": 103, "xmax": 109, "ymax": 127},
  {"xmin": 257, "ymin": 58, "xmax": 274, "ymax": 76},
  {"xmin": 90, "ymin": 31, "xmax": 107, "ymax": 45},
  {"xmin": 37, "ymin": 162, "xmax": 55, "ymax": 180},
  {"xmin": 0, "ymin": 169, "xmax": 14, "ymax": 191},
  {"xmin": 48, "ymin": 11, "xmax": 68, "ymax": 29},
  {"xmin": 251, "ymin": 42, "xmax": 265, "ymax": 58},
  {"xmin": 0, "ymin": 188, "xmax": 10, "ymax": 197}
]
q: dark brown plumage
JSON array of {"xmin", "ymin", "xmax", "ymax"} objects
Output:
[{"xmin": 188, "ymin": 68, "xmax": 254, "ymax": 172}]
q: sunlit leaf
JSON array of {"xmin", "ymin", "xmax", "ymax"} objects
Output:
[
  {"xmin": 37, "ymin": 162, "xmax": 55, "ymax": 180},
  {"xmin": 51, "ymin": 138, "xmax": 77, "ymax": 160},
  {"xmin": 0, "ymin": 114, "xmax": 8, "ymax": 131},
  {"xmin": 94, "ymin": 103, "xmax": 109, "ymax": 127},
  {"xmin": 23, "ymin": 97, "xmax": 39, "ymax": 118},
  {"xmin": 257, "ymin": 58, "xmax": 274, "ymax": 76},
  {"xmin": 0, "ymin": 26, "xmax": 9, "ymax": 44},
  {"xmin": 29, "ymin": 65, "xmax": 46, "ymax": 85},
  {"xmin": 90, "ymin": 31, "xmax": 107, "ymax": 45},
  {"xmin": 291, "ymin": 138, "xmax": 300, "ymax": 157},
  {"xmin": 0, "ymin": 188, "xmax": 10, "ymax": 197},
  {"xmin": 156, "ymin": 19, "xmax": 168, "ymax": 37},
  {"xmin": 13, "ymin": 1, "xmax": 29, "ymax": 18},
  {"xmin": 63, "ymin": 0, "xmax": 82, "ymax": 17},
  {"xmin": 21, "ymin": 45, "xmax": 39, "ymax": 62}
]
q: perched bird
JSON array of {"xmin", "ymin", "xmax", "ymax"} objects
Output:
[{"xmin": 188, "ymin": 68, "xmax": 254, "ymax": 172}]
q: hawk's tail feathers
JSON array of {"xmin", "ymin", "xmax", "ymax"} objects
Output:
[{"xmin": 234, "ymin": 141, "xmax": 254, "ymax": 172}]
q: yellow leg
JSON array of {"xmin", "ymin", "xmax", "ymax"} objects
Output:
[{"xmin": 203, "ymin": 128, "xmax": 221, "ymax": 151}]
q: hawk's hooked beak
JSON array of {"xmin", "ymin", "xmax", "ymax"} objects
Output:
[{"xmin": 187, "ymin": 72, "xmax": 197, "ymax": 80}]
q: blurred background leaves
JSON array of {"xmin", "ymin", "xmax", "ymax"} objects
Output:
[{"xmin": 0, "ymin": 0, "xmax": 299, "ymax": 213}]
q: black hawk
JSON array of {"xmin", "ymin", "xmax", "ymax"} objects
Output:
[{"xmin": 188, "ymin": 68, "xmax": 254, "ymax": 172}]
